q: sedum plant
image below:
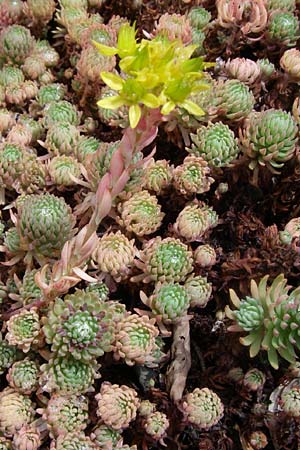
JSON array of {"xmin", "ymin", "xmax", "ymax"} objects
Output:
[
  {"xmin": 134, "ymin": 237, "xmax": 194, "ymax": 283},
  {"xmin": 226, "ymin": 274, "xmax": 300, "ymax": 369},
  {"xmin": 40, "ymin": 354, "xmax": 99, "ymax": 394},
  {"xmin": 42, "ymin": 289, "xmax": 115, "ymax": 362},
  {"xmin": 181, "ymin": 387, "xmax": 224, "ymax": 430},
  {"xmin": 0, "ymin": 387, "xmax": 35, "ymax": 437},
  {"xmin": 6, "ymin": 308, "xmax": 40, "ymax": 353},
  {"xmin": 189, "ymin": 122, "xmax": 240, "ymax": 167},
  {"xmin": 240, "ymin": 109, "xmax": 298, "ymax": 172},
  {"xmin": 140, "ymin": 282, "xmax": 191, "ymax": 323},
  {"xmin": 96, "ymin": 382, "xmax": 140, "ymax": 430},
  {"xmin": 114, "ymin": 313, "xmax": 159, "ymax": 365},
  {"xmin": 117, "ymin": 190, "xmax": 164, "ymax": 236},
  {"xmin": 38, "ymin": 394, "xmax": 89, "ymax": 437},
  {"xmin": 7, "ymin": 358, "xmax": 39, "ymax": 394},
  {"xmin": 95, "ymin": 22, "xmax": 213, "ymax": 128}
]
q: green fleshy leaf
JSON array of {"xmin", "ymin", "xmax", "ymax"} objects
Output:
[
  {"xmin": 181, "ymin": 99, "xmax": 205, "ymax": 116},
  {"xmin": 97, "ymin": 96, "xmax": 125, "ymax": 109},
  {"xmin": 100, "ymin": 72, "xmax": 124, "ymax": 91},
  {"xmin": 161, "ymin": 101, "xmax": 175, "ymax": 115},
  {"xmin": 267, "ymin": 346, "xmax": 279, "ymax": 369},
  {"xmin": 92, "ymin": 41, "xmax": 118, "ymax": 56},
  {"xmin": 129, "ymin": 104, "xmax": 141, "ymax": 128},
  {"xmin": 142, "ymin": 93, "xmax": 161, "ymax": 108}
]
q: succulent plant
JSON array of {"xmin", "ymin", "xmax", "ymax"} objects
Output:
[
  {"xmin": 138, "ymin": 400, "xmax": 156, "ymax": 417},
  {"xmin": 0, "ymin": 143, "xmax": 26, "ymax": 201},
  {"xmin": 0, "ymin": 437, "xmax": 12, "ymax": 450},
  {"xmin": 76, "ymin": 45, "xmax": 116, "ymax": 84},
  {"xmin": 142, "ymin": 159, "xmax": 173, "ymax": 194},
  {"xmin": 17, "ymin": 154, "xmax": 46, "ymax": 195},
  {"xmin": 243, "ymin": 368, "xmax": 266, "ymax": 391},
  {"xmin": 43, "ymin": 290, "xmax": 115, "ymax": 362},
  {"xmin": 267, "ymin": 11, "xmax": 299, "ymax": 46},
  {"xmin": 75, "ymin": 136, "xmax": 100, "ymax": 162},
  {"xmin": 267, "ymin": 0, "xmax": 295, "ymax": 11},
  {"xmin": 141, "ymin": 283, "xmax": 190, "ymax": 323},
  {"xmin": 97, "ymin": 87, "xmax": 128, "ymax": 128},
  {"xmin": 280, "ymin": 217, "xmax": 300, "ymax": 245},
  {"xmin": 40, "ymin": 354, "xmax": 99, "ymax": 394},
  {"xmin": 49, "ymin": 155, "xmax": 81, "ymax": 186},
  {"xmin": 225, "ymin": 58, "xmax": 261, "ymax": 85},
  {"xmin": 188, "ymin": 7, "xmax": 211, "ymax": 30},
  {"xmin": 85, "ymin": 282, "xmax": 109, "ymax": 301},
  {"xmin": 25, "ymin": 0, "xmax": 56, "ymax": 23},
  {"xmin": 22, "ymin": 56, "xmax": 46, "ymax": 80},
  {"xmin": 39, "ymin": 394, "xmax": 89, "ymax": 437},
  {"xmin": 91, "ymin": 424, "xmax": 122, "ymax": 449},
  {"xmin": 216, "ymin": 0, "xmax": 268, "ymax": 35},
  {"xmin": 257, "ymin": 58, "xmax": 276, "ymax": 80},
  {"xmin": 0, "ymin": 0, "xmax": 23, "ymax": 27},
  {"xmin": 194, "ymin": 244, "xmax": 217, "ymax": 267},
  {"xmin": 181, "ymin": 387, "xmax": 224, "ymax": 430},
  {"xmin": 154, "ymin": 13, "xmax": 192, "ymax": 44},
  {"xmin": 249, "ymin": 431, "xmax": 268, "ymax": 450},
  {"xmin": 226, "ymin": 274, "xmax": 300, "ymax": 369},
  {"xmin": 207, "ymin": 79, "xmax": 255, "ymax": 122},
  {"xmin": 6, "ymin": 309, "xmax": 40, "ymax": 353},
  {"xmin": 43, "ymin": 100, "xmax": 80, "ymax": 128},
  {"xmin": 280, "ymin": 386, "xmax": 300, "ymax": 417},
  {"xmin": 174, "ymin": 203, "xmax": 218, "ymax": 242},
  {"xmin": 37, "ymin": 83, "xmax": 66, "ymax": 106},
  {"xmin": 144, "ymin": 411, "xmax": 169, "ymax": 442},
  {"xmin": 12, "ymin": 424, "xmax": 41, "ymax": 450},
  {"xmin": 0, "ymin": 339, "xmax": 18, "ymax": 375},
  {"xmin": 227, "ymin": 367, "xmax": 244, "ymax": 383},
  {"xmin": 45, "ymin": 123, "xmax": 80, "ymax": 156},
  {"xmin": 96, "ymin": 382, "xmax": 140, "ymax": 430},
  {"xmin": 280, "ymin": 49, "xmax": 300, "ymax": 83},
  {"xmin": 117, "ymin": 191, "xmax": 164, "ymax": 237},
  {"xmin": 134, "ymin": 237, "xmax": 194, "ymax": 283},
  {"xmin": 0, "ymin": 108, "xmax": 15, "ymax": 133},
  {"xmin": 240, "ymin": 109, "xmax": 298, "ymax": 172},
  {"xmin": 189, "ymin": 122, "xmax": 240, "ymax": 167},
  {"xmin": 184, "ymin": 275, "xmax": 212, "ymax": 308},
  {"xmin": 17, "ymin": 193, "xmax": 76, "ymax": 259},
  {"xmin": 0, "ymin": 387, "xmax": 35, "ymax": 437},
  {"xmin": 7, "ymin": 358, "xmax": 39, "ymax": 394},
  {"xmin": 32, "ymin": 40, "xmax": 60, "ymax": 68},
  {"xmin": 0, "ymin": 25, "xmax": 35, "ymax": 64},
  {"xmin": 0, "ymin": 65, "xmax": 24, "ymax": 87},
  {"xmin": 52, "ymin": 432, "xmax": 97, "ymax": 450},
  {"xmin": 93, "ymin": 231, "xmax": 137, "ymax": 282},
  {"xmin": 114, "ymin": 313, "xmax": 159, "ymax": 365},
  {"xmin": 173, "ymin": 156, "xmax": 214, "ymax": 195}
]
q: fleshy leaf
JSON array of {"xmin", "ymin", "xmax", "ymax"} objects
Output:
[
  {"xmin": 129, "ymin": 104, "xmax": 141, "ymax": 128},
  {"xmin": 97, "ymin": 95, "xmax": 125, "ymax": 109},
  {"xmin": 161, "ymin": 101, "xmax": 175, "ymax": 115},
  {"xmin": 100, "ymin": 72, "xmax": 124, "ymax": 91},
  {"xmin": 92, "ymin": 40, "xmax": 118, "ymax": 56},
  {"xmin": 181, "ymin": 99, "xmax": 205, "ymax": 116}
]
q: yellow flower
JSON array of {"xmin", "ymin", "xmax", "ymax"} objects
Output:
[{"xmin": 97, "ymin": 73, "xmax": 161, "ymax": 128}]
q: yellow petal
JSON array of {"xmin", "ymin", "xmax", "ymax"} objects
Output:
[
  {"xmin": 97, "ymin": 96, "xmax": 125, "ymax": 109},
  {"xmin": 181, "ymin": 99, "xmax": 205, "ymax": 116},
  {"xmin": 92, "ymin": 41, "xmax": 118, "ymax": 56},
  {"xmin": 129, "ymin": 104, "xmax": 141, "ymax": 128},
  {"xmin": 100, "ymin": 72, "xmax": 124, "ymax": 91}
]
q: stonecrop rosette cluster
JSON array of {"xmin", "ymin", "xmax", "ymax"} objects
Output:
[
  {"xmin": 94, "ymin": 22, "xmax": 214, "ymax": 128},
  {"xmin": 226, "ymin": 274, "xmax": 300, "ymax": 369}
]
